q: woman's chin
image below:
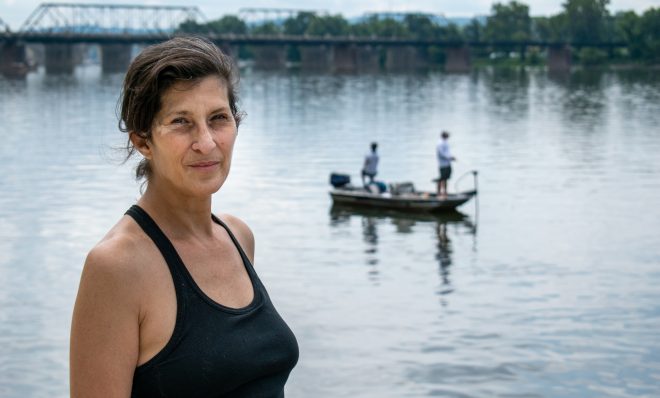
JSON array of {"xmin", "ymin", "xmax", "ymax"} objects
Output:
[
  {"xmin": 171, "ymin": 177, "xmax": 223, "ymax": 199},
  {"xmin": 199, "ymin": 177, "xmax": 227, "ymax": 196}
]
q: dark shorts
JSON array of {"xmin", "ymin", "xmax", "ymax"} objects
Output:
[{"xmin": 439, "ymin": 166, "xmax": 452, "ymax": 181}]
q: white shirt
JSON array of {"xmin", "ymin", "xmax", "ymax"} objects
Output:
[
  {"xmin": 363, "ymin": 152, "xmax": 379, "ymax": 174},
  {"xmin": 436, "ymin": 138, "xmax": 452, "ymax": 168}
]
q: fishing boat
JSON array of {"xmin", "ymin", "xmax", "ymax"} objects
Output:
[{"xmin": 328, "ymin": 171, "xmax": 478, "ymax": 212}]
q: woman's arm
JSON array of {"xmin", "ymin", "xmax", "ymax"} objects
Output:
[{"xmin": 70, "ymin": 239, "xmax": 142, "ymax": 398}]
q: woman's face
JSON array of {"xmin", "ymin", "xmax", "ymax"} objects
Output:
[{"xmin": 140, "ymin": 75, "xmax": 237, "ymax": 198}]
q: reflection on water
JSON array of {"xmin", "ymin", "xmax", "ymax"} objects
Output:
[
  {"xmin": 482, "ymin": 67, "xmax": 531, "ymax": 119},
  {"xmin": 330, "ymin": 204, "xmax": 477, "ymax": 296},
  {"xmin": 436, "ymin": 222, "xmax": 453, "ymax": 295}
]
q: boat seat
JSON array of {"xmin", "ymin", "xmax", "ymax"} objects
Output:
[{"xmin": 389, "ymin": 182, "xmax": 415, "ymax": 195}]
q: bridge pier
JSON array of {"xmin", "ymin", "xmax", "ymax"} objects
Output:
[
  {"xmin": 331, "ymin": 44, "xmax": 380, "ymax": 72},
  {"xmin": 100, "ymin": 44, "xmax": 132, "ymax": 73},
  {"xmin": 251, "ymin": 45, "xmax": 286, "ymax": 69},
  {"xmin": 299, "ymin": 45, "xmax": 332, "ymax": 70},
  {"xmin": 355, "ymin": 46, "xmax": 380, "ymax": 71},
  {"xmin": 332, "ymin": 44, "xmax": 356, "ymax": 72},
  {"xmin": 45, "ymin": 44, "xmax": 76, "ymax": 74},
  {"xmin": 547, "ymin": 45, "xmax": 571, "ymax": 72},
  {"xmin": 445, "ymin": 46, "xmax": 471, "ymax": 73},
  {"xmin": 385, "ymin": 46, "xmax": 427, "ymax": 70},
  {"xmin": 0, "ymin": 41, "xmax": 29, "ymax": 78},
  {"xmin": 99, "ymin": 44, "xmax": 132, "ymax": 73}
]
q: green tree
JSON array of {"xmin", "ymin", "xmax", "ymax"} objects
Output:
[
  {"xmin": 306, "ymin": 15, "xmax": 350, "ymax": 36},
  {"xmin": 250, "ymin": 21, "xmax": 281, "ymax": 35},
  {"xmin": 614, "ymin": 11, "xmax": 643, "ymax": 58},
  {"xmin": 562, "ymin": 0, "xmax": 610, "ymax": 43},
  {"xmin": 283, "ymin": 12, "xmax": 316, "ymax": 35},
  {"xmin": 485, "ymin": 1, "xmax": 531, "ymax": 42},
  {"xmin": 206, "ymin": 16, "xmax": 247, "ymax": 34},
  {"xmin": 463, "ymin": 18, "xmax": 484, "ymax": 42},
  {"xmin": 442, "ymin": 23, "xmax": 464, "ymax": 41},
  {"xmin": 350, "ymin": 15, "xmax": 409, "ymax": 38},
  {"xmin": 402, "ymin": 14, "xmax": 437, "ymax": 39},
  {"xmin": 177, "ymin": 19, "xmax": 206, "ymax": 34},
  {"xmin": 533, "ymin": 14, "xmax": 569, "ymax": 42},
  {"xmin": 639, "ymin": 7, "xmax": 660, "ymax": 61},
  {"xmin": 177, "ymin": 16, "xmax": 247, "ymax": 35},
  {"xmin": 376, "ymin": 17, "xmax": 410, "ymax": 38},
  {"xmin": 349, "ymin": 20, "xmax": 373, "ymax": 37}
]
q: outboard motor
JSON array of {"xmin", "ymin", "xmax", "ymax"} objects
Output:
[{"xmin": 330, "ymin": 173, "xmax": 351, "ymax": 188}]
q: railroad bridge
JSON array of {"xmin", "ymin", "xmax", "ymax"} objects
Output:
[
  {"xmin": 1, "ymin": 3, "xmax": 202, "ymax": 75},
  {"xmin": 1, "ymin": 3, "xmax": 620, "ymax": 77}
]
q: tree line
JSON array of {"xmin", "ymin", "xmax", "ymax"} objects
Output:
[{"xmin": 179, "ymin": 0, "xmax": 660, "ymax": 65}]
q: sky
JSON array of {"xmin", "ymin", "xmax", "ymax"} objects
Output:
[{"xmin": 1, "ymin": 0, "xmax": 658, "ymax": 30}]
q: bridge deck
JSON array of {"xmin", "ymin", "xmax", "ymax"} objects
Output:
[{"xmin": 0, "ymin": 32, "xmax": 625, "ymax": 48}]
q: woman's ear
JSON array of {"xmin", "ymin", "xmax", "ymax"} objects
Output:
[{"xmin": 130, "ymin": 132, "xmax": 152, "ymax": 159}]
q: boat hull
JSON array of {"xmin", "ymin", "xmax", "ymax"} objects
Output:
[{"xmin": 329, "ymin": 188, "xmax": 476, "ymax": 212}]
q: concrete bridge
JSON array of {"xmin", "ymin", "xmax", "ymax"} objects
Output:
[{"xmin": 1, "ymin": 3, "xmax": 624, "ymax": 77}]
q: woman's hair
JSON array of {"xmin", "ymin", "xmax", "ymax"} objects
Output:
[{"xmin": 119, "ymin": 36, "xmax": 244, "ymax": 181}]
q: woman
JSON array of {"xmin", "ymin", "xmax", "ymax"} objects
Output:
[{"xmin": 70, "ymin": 37, "xmax": 299, "ymax": 397}]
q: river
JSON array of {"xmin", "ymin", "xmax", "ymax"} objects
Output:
[{"xmin": 1, "ymin": 65, "xmax": 659, "ymax": 397}]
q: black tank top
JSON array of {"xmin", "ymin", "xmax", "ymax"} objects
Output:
[{"xmin": 126, "ymin": 205, "xmax": 298, "ymax": 398}]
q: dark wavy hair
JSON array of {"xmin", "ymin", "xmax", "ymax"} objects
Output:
[{"xmin": 119, "ymin": 36, "xmax": 244, "ymax": 181}]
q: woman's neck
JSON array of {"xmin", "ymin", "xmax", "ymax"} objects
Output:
[{"xmin": 137, "ymin": 182, "xmax": 216, "ymax": 240}]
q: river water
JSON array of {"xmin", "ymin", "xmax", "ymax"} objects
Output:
[{"xmin": 1, "ymin": 65, "xmax": 659, "ymax": 397}]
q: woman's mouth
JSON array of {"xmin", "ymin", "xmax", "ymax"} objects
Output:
[{"xmin": 189, "ymin": 160, "xmax": 220, "ymax": 171}]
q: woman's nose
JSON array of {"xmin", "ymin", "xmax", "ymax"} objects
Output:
[{"xmin": 192, "ymin": 123, "xmax": 215, "ymax": 153}]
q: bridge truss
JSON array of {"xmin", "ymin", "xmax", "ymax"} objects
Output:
[
  {"xmin": 19, "ymin": 3, "xmax": 204, "ymax": 34},
  {"xmin": 0, "ymin": 16, "xmax": 10, "ymax": 32}
]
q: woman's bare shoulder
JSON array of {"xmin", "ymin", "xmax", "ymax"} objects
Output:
[
  {"xmin": 217, "ymin": 213, "xmax": 255, "ymax": 263},
  {"xmin": 82, "ymin": 215, "xmax": 152, "ymax": 290}
]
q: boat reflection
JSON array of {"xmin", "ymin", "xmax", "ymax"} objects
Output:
[{"xmin": 329, "ymin": 204, "xmax": 477, "ymax": 292}]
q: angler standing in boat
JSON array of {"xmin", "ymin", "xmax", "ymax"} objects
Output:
[
  {"xmin": 436, "ymin": 131, "xmax": 456, "ymax": 198},
  {"xmin": 361, "ymin": 142, "xmax": 379, "ymax": 186},
  {"xmin": 70, "ymin": 37, "xmax": 298, "ymax": 397}
]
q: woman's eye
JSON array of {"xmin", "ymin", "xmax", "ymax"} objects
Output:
[
  {"xmin": 211, "ymin": 114, "xmax": 228, "ymax": 121},
  {"xmin": 171, "ymin": 118, "xmax": 188, "ymax": 125}
]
